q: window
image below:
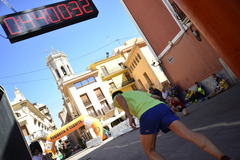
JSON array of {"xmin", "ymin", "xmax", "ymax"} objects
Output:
[
  {"xmin": 88, "ymin": 76, "xmax": 95, "ymax": 82},
  {"xmin": 138, "ymin": 79, "xmax": 146, "ymax": 92},
  {"xmin": 128, "ymin": 68, "xmax": 132, "ymax": 73},
  {"xmin": 143, "ymin": 72, "xmax": 153, "ymax": 86},
  {"xmin": 130, "ymin": 65, "xmax": 134, "ymax": 71},
  {"xmin": 131, "ymin": 84, "xmax": 138, "ymax": 91},
  {"xmin": 101, "ymin": 66, "xmax": 109, "ymax": 76},
  {"xmin": 86, "ymin": 106, "xmax": 97, "ymax": 117},
  {"xmin": 67, "ymin": 65, "xmax": 72, "ymax": 74},
  {"xmin": 34, "ymin": 119, "xmax": 37, "ymax": 125},
  {"xmin": 169, "ymin": 0, "xmax": 190, "ymax": 24},
  {"xmin": 170, "ymin": 1, "xmax": 186, "ymax": 22},
  {"xmin": 15, "ymin": 113, "xmax": 21, "ymax": 117},
  {"xmin": 137, "ymin": 53, "xmax": 141, "ymax": 60},
  {"xmin": 81, "ymin": 79, "xmax": 89, "ymax": 86},
  {"xmin": 61, "ymin": 66, "xmax": 67, "ymax": 75},
  {"xmin": 132, "ymin": 62, "xmax": 135, "ymax": 68},
  {"xmin": 55, "ymin": 69, "xmax": 61, "ymax": 78},
  {"xmin": 21, "ymin": 126, "xmax": 29, "ymax": 136},
  {"xmin": 109, "ymin": 82, "xmax": 117, "ymax": 90},
  {"xmin": 74, "ymin": 77, "xmax": 96, "ymax": 88},
  {"xmin": 101, "ymin": 100, "xmax": 111, "ymax": 114},
  {"xmin": 118, "ymin": 62, "xmax": 125, "ymax": 69},
  {"xmin": 94, "ymin": 88, "xmax": 105, "ymax": 100},
  {"xmin": 133, "ymin": 59, "xmax": 137, "ymax": 66},
  {"xmin": 128, "ymin": 67, "xmax": 131, "ymax": 72},
  {"xmin": 80, "ymin": 94, "xmax": 92, "ymax": 106},
  {"xmin": 125, "ymin": 72, "xmax": 132, "ymax": 81},
  {"xmin": 135, "ymin": 56, "xmax": 139, "ymax": 63}
]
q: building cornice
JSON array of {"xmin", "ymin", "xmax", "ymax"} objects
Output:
[
  {"xmin": 62, "ymin": 70, "xmax": 99, "ymax": 87},
  {"xmin": 89, "ymin": 54, "xmax": 123, "ymax": 70}
]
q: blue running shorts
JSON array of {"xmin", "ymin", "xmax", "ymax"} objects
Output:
[{"xmin": 139, "ymin": 103, "xmax": 179, "ymax": 135}]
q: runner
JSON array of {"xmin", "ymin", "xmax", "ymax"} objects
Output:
[{"xmin": 112, "ymin": 90, "xmax": 232, "ymax": 160}]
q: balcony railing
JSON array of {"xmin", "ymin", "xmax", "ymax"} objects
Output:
[
  {"xmin": 171, "ymin": 1, "xmax": 187, "ymax": 22},
  {"xmin": 109, "ymin": 78, "xmax": 135, "ymax": 91},
  {"xmin": 101, "ymin": 66, "xmax": 127, "ymax": 78},
  {"xmin": 96, "ymin": 94, "xmax": 105, "ymax": 101},
  {"xmin": 101, "ymin": 105, "xmax": 114, "ymax": 115},
  {"xmin": 29, "ymin": 130, "xmax": 48, "ymax": 141},
  {"xmin": 47, "ymin": 114, "xmax": 52, "ymax": 120},
  {"xmin": 40, "ymin": 108, "xmax": 49, "ymax": 114},
  {"xmin": 83, "ymin": 101, "xmax": 92, "ymax": 107}
]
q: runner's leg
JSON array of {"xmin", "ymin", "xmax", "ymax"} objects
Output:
[
  {"xmin": 168, "ymin": 120, "xmax": 223, "ymax": 160},
  {"xmin": 140, "ymin": 134, "xmax": 165, "ymax": 160}
]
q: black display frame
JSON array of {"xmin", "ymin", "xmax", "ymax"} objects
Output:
[{"xmin": 0, "ymin": 0, "xmax": 99, "ymax": 43}]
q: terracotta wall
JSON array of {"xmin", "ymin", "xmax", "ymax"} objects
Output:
[
  {"xmin": 122, "ymin": 0, "xmax": 180, "ymax": 54},
  {"xmin": 122, "ymin": 0, "xmax": 224, "ymax": 89},
  {"xmin": 160, "ymin": 29, "xmax": 222, "ymax": 89},
  {"xmin": 174, "ymin": 0, "xmax": 240, "ymax": 79}
]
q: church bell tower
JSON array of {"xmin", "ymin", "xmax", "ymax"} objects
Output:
[{"xmin": 46, "ymin": 48, "xmax": 75, "ymax": 87}]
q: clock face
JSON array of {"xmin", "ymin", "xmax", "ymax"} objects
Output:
[
  {"xmin": 22, "ymin": 106, "xmax": 30, "ymax": 114},
  {"xmin": 0, "ymin": 0, "xmax": 99, "ymax": 43}
]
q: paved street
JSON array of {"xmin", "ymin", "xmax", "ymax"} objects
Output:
[{"xmin": 67, "ymin": 82, "xmax": 240, "ymax": 160}]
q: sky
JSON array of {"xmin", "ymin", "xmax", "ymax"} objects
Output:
[{"xmin": 0, "ymin": 0, "xmax": 141, "ymax": 128}]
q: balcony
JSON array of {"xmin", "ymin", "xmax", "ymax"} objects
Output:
[
  {"xmin": 83, "ymin": 101, "xmax": 92, "ymax": 107},
  {"xmin": 101, "ymin": 66, "xmax": 128, "ymax": 81},
  {"xmin": 170, "ymin": 1, "xmax": 191, "ymax": 25},
  {"xmin": 40, "ymin": 108, "xmax": 49, "ymax": 114},
  {"xmin": 95, "ymin": 94, "xmax": 104, "ymax": 101},
  {"xmin": 45, "ymin": 114, "xmax": 52, "ymax": 120},
  {"xmin": 171, "ymin": 1, "xmax": 186, "ymax": 21},
  {"xmin": 101, "ymin": 105, "xmax": 114, "ymax": 115},
  {"xmin": 109, "ymin": 78, "xmax": 135, "ymax": 92},
  {"xmin": 29, "ymin": 130, "xmax": 48, "ymax": 141}
]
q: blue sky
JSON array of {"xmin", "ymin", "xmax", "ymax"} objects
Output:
[{"xmin": 0, "ymin": 0, "xmax": 141, "ymax": 128}]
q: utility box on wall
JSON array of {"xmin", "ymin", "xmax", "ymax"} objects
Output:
[{"xmin": 0, "ymin": 85, "xmax": 32, "ymax": 160}]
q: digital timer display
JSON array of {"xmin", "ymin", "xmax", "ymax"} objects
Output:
[{"xmin": 0, "ymin": 0, "xmax": 98, "ymax": 43}]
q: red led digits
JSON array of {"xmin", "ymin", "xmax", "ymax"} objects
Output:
[
  {"xmin": 57, "ymin": 4, "xmax": 73, "ymax": 20},
  {"xmin": 69, "ymin": 1, "xmax": 83, "ymax": 16},
  {"xmin": 81, "ymin": 0, "xmax": 94, "ymax": 13},
  {"xmin": 0, "ymin": 0, "xmax": 98, "ymax": 43},
  {"xmin": 32, "ymin": 10, "xmax": 49, "ymax": 26},
  {"xmin": 45, "ymin": 7, "xmax": 61, "ymax": 23},
  {"xmin": 18, "ymin": 14, "xmax": 36, "ymax": 30},
  {"xmin": 3, "ymin": 17, "xmax": 22, "ymax": 35}
]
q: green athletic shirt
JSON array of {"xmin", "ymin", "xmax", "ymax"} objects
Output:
[{"xmin": 113, "ymin": 91, "xmax": 163, "ymax": 119}]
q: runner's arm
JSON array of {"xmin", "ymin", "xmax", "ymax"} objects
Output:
[
  {"xmin": 115, "ymin": 94, "xmax": 136, "ymax": 129},
  {"xmin": 151, "ymin": 94, "xmax": 161, "ymax": 100}
]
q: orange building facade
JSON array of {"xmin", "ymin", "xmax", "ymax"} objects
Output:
[
  {"xmin": 174, "ymin": 0, "xmax": 240, "ymax": 79},
  {"xmin": 121, "ymin": 0, "xmax": 239, "ymax": 90}
]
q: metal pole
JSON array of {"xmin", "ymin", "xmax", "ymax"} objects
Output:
[{"xmin": 1, "ymin": 0, "xmax": 17, "ymax": 13}]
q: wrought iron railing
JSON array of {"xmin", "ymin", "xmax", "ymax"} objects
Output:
[
  {"xmin": 29, "ymin": 130, "xmax": 48, "ymax": 141},
  {"xmin": 101, "ymin": 66, "xmax": 127, "ymax": 77},
  {"xmin": 83, "ymin": 101, "xmax": 92, "ymax": 107},
  {"xmin": 101, "ymin": 105, "xmax": 114, "ymax": 114},
  {"xmin": 96, "ymin": 94, "xmax": 105, "ymax": 100},
  {"xmin": 171, "ymin": 1, "xmax": 187, "ymax": 22},
  {"xmin": 109, "ymin": 78, "xmax": 135, "ymax": 91}
]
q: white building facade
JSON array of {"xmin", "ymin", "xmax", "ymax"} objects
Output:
[
  {"xmin": 11, "ymin": 87, "xmax": 57, "ymax": 151},
  {"xmin": 46, "ymin": 50, "xmax": 124, "ymax": 143}
]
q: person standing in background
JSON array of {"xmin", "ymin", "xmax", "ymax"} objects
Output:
[{"xmin": 170, "ymin": 83, "xmax": 185, "ymax": 104}]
